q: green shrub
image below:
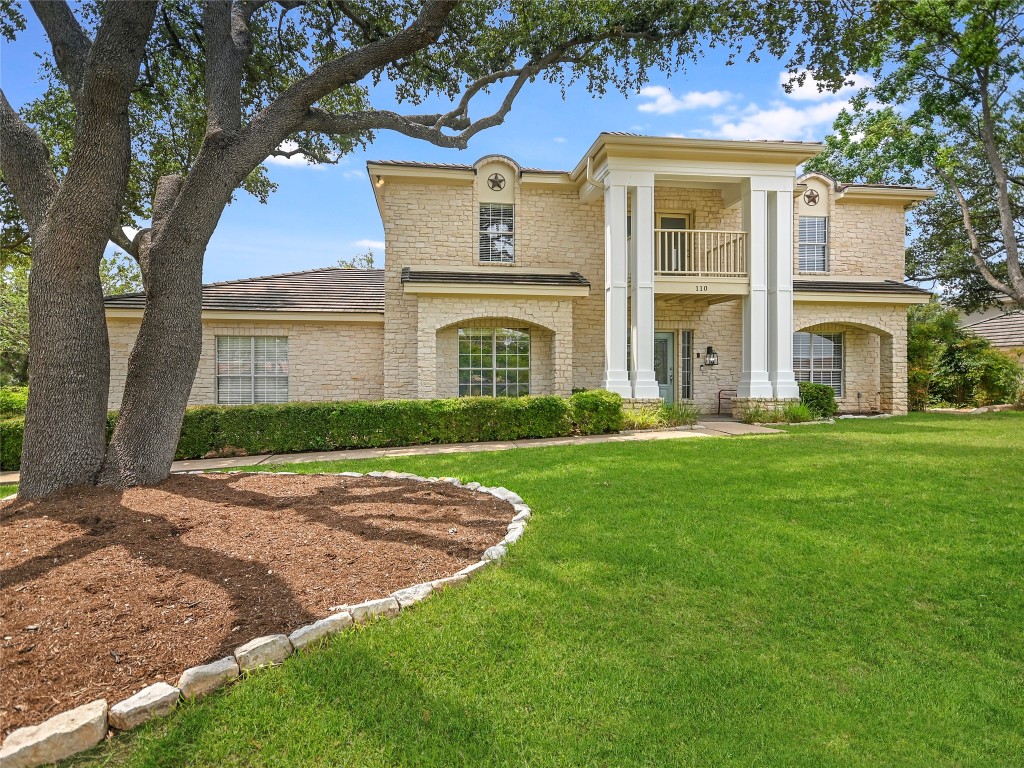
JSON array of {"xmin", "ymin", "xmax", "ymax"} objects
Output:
[
  {"xmin": 622, "ymin": 404, "xmax": 664, "ymax": 431},
  {"xmin": 0, "ymin": 386, "xmax": 28, "ymax": 418},
  {"xmin": 932, "ymin": 336, "xmax": 1023, "ymax": 406},
  {"xmin": 798, "ymin": 381, "xmax": 839, "ymax": 418},
  {"xmin": 782, "ymin": 403, "xmax": 815, "ymax": 423},
  {"xmin": 570, "ymin": 389, "xmax": 624, "ymax": 435},
  {"xmin": 0, "ymin": 395, "xmax": 599, "ymax": 470},
  {"xmin": 662, "ymin": 402, "xmax": 701, "ymax": 427},
  {"xmin": 1, "ymin": 418, "xmax": 23, "ymax": 470}
]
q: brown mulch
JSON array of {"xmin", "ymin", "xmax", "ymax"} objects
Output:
[{"xmin": 0, "ymin": 473, "xmax": 512, "ymax": 735}]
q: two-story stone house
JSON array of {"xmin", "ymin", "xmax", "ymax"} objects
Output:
[{"xmin": 104, "ymin": 133, "xmax": 933, "ymax": 416}]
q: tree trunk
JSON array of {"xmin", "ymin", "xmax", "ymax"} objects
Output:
[
  {"xmin": 18, "ymin": 223, "xmax": 110, "ymax": 498},
  {"xmin": 98, "ymin": 237, "xmax": 206, "ymax": 488}
]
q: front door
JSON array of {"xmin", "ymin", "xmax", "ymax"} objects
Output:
[{"xmin": 654, "ymin": 332, "xmax": 674, "ymax": 404}]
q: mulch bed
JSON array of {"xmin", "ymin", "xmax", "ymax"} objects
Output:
[{"xmin": 0, "ymin": 472, "xmax": 512, "ymax": 735}]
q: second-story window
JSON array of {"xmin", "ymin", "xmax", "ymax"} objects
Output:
[
  {"xmin": 799, "ymin": 215, "xmax": 828, "ymax": 271},
  {"xmin": 479, "ymin": 203, "xmax": 514, "ymax": 263}
]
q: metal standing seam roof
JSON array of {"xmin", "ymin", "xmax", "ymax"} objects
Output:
[
  {"xmin": 793, "ymin": 280, "xmax": 933, "ymax": 296},
  {"xmin": 401, "ymin": 268, "xmax": 590, "ymax": 287},
  {"xmin": 965, "ymin": 312, "xmax": 1024, "ymax": 347},
  {"xmin": 103, "ymin": 267, "xmax": 385, "ymax": 313}
]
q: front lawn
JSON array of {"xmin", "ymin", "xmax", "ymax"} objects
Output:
[{"xmin": 70, "ymin": 413, "xmax": 1023, "ymax": 766}]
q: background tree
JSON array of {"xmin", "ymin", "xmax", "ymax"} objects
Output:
[
  {"xmin": 338, "ymin": 248, "xmax": 376, "ymax": 269},
  {"xmin": 804, "ymin": 0, "xmax": 1023, "ymax": 312},
  {"xmin": 2, "ymin": 0, "xmax": 887, "ymax": 498}
]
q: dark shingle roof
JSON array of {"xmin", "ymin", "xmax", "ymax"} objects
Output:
[
  {"xmin": 793, "ymin": 280, "xmax": 932, "ymax": 296},
  {"xmin": 401, "ymin": 268, "xmax": 590, "ymax": 287},
  {"xmin": 104, "ymin": 267, "xmax": 385, "ymax": 313},
  {"xmin": 965, "ymin": 312, "xmax": 1024, "ymax": 347}
]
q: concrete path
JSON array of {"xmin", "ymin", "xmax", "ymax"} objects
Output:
[{"xmin": 0, "ymin": 421, "xmax": 780, "ymax": 484}]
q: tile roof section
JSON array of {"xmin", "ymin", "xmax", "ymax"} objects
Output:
[
  {"xmin": 964, "ymin": 311, "xmax": 1024, "ymax": 347},
  {"xmin": 104, "ymin": 267, "xmax": 385, "ymax": 313},
  {"xmin": 401, "ymin": 268, "xmax": 590, "ymax": 287},
  {"xmin": 793, "ymin": 280, "xmax": 933, "ymax": 296}
]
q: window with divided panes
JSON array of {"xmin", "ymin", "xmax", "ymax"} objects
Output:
[
  {"xmin": 798, "ymin": 215, "xmax": 828, "ymax": 271},
  {"xmin": 458, "ymin": 327, "xmax": 529, "ymax": 396},
  {"xmin": 793, "ymin": 332, "xmax": 843, "ymax": 396},
  {"xmin": 216, "ymin": 336, "xmax": 289, "ymax": 405},
  {"xmin": 479, "ymin": 203, "xmax": 514, "ymax": 263}
]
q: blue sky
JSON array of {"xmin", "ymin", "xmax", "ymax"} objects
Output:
[{"xmin": 2, "ymin": 12, "xmax": 870, "ymax": 283}]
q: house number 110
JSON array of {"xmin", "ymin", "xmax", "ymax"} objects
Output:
[{"xmin": 694, "ymin": 285, "xmax": 709, "ymax": 292}]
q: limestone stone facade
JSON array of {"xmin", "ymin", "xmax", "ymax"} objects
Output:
[
  {"xmin": 104, "ymin": 137, "xmax": 931, "ymax": 416},
  {"xmin": 106, "ymin": 316, "xmax": 384, "ymax": 411}
]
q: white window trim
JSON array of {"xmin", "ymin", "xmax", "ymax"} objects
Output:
[
  {"xmin": 793, "ymin": 331, "xmax": 844, "ymax": 398},
  {"xmin": 798, "ymin": 215, "xmax": 829, "ymax": 273},
  {"xmin": 478, "ymin": 203, "xmax": 515, "ymax": 264},
  {"xmin": 457, "ymin": 327, "xmax": 530, "ymax": 397},
  {"xmin": 215, "ymin": 335, "xmax": 289, "ymax": 405}
]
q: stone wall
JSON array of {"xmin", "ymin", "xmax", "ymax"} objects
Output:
[
  {"xmin": 106, "ymin": 316, "xmax": 385, "ymax": 410},
  {"xmin": 793, "ymin": 302, "xmax": 909, "ymax": 414}
]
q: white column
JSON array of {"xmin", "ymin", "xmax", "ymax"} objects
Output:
[
  {"xmin": 767, "ymin": 188, "xmax": 800, "ymax": 399},
  {"xmin": 603, "ymin": 183, "xmax": 631, "ymax": 396},
  {"xmin": 738, "ymin": 184, "xmax": 773, "ymax": 398},
  {"xmin": 630, "ymin": 182, "xmax": 659, "ymax": 398}
]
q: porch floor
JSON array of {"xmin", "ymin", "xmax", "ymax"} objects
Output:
[{"xmin": 0, "ymin": 421, "xmax": 781, "ymax": 485}]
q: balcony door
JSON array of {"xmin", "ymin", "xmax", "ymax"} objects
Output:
[
  {"xmin": 656, "ymin": 214, "xmax": 690, "ymax": 273},
  {"xmin": 654, "ymin": 332, "xmax": 675, "ymax": 404}
]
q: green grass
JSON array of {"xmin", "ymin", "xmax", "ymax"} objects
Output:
[
  {"xmin": 0, "ymin": 482, "xmax": 16, "ymax": 497},
  {"xmin": 56, "ymin": 413, "xmax": 1024, "ymax": 766}
]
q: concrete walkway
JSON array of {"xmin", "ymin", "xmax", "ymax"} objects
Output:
[{"xmin": 0, "ymin": 421, "xmax": 779, "ymax": 484}]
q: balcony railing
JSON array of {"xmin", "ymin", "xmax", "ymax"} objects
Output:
[{"xmin": 654, "ymin": 228, "xmax": 747, "ymax": 277}]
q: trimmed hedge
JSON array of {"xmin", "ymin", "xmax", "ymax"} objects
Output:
[
  {"xmin": 798, "ymin": 381, "xmax": 839, "ymax": 418},
  {"xmin": 0, "ymin": 386, "xmax": 28, "ymax": 418},
  {"xmin": 0, "ymin": 392, "xmax": 624, "ymax": 471},
  {"xmin": 570, "ymin": 389, "xmax": 624, "ymax": 434}
]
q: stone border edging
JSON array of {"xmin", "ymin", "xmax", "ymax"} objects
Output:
[{"xmin": 0, "ymin": 471, "xmax": 531, "ymax": 768}]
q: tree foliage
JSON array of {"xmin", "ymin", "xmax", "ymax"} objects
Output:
[{"xmin": 805, "ymin": 0, "xmax": 1023, "ymax": 311}]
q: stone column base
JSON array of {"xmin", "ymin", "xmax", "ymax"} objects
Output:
[
  {"xmin": 731, "ymin": 397, "xmax": 800, "ymax": 420},
  {"xmin": 622, "ymin": 397, "xmax": 664, "ymax": 411}
]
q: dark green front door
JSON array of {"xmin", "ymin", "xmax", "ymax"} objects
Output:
[{"xmin": 654, "ymin": 332, "xmax": 674, "ymax": 404}]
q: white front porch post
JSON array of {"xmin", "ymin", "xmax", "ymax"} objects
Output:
[
  {"xmin": 767, "ymin": 187, "xmax": 800, "ymax": 399},
  {"xmin": 738, "ymin": 183, "xmax": 774, "ymax": 399},
  {"xmin": 603, "ymin": 182, "xmax": 631, "ymax": 396},
  {"xmin": 629, "ymin": 181, "xmax": 660, "ymax": 398}
]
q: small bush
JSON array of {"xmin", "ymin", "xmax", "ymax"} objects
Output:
[
  {"xmin": 0, "ymin": 387, "xmax": 28, "ymax": 418},
  {"xmin": 798, "ymin": 381, "xmax": 838, "ymax": 418},
  {"xmin": 570, "ymin": 389, "xmax": 624, "ymax": 435},
  {"xmin": 622, "ymin": 404, "xmax": 664, "ymax": 431},
  {"xmin": 783, "ymin": 403, "xmax": 815, "ymax": 423},
  {"xmin": 1, "ymin": 418, "xmax": 23, "ymax": 470},
  {"xmin": 662, "ymin": 402, "xmax": 701, "ymax": 427}
]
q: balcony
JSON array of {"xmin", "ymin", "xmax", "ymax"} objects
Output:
[
  {"xmin": 651, "ymin": 228, "xmax": 749, "ymax": 300},
  {"xmin": 655, "ymin": 229, "xmax": 747, "ymax": 276}
]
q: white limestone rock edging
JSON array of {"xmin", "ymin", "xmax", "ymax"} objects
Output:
[
  {"xmin": 0, "ymin": 472, "xmax": 533, "ymax": 768},
  {"xmin": 0, "ymin": 699, "xmax": 108, "ymax": 768},
  {"xmin": 234, "ymin": 634, "xmax": 293, "ymax": 672},
  {"xmin": 108, "ymin": 682, "xmax": 180, "ymax": 731},
  {"xmin": 178, "ymin": 656, "xmax": 240, "ymax": 701}
]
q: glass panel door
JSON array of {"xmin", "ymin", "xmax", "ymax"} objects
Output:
[{"xmin": 654, "ymin": 332, "xmax": 674, "ymax": 404}]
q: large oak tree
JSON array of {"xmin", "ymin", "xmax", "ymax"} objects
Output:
[{"xmin": 1, "ymin": 0, "xmax": 883, "ymax": 499}]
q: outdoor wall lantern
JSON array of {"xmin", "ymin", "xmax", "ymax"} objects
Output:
[{"xmin": 704, "ymin": 346, "xmax": 720, "ymax": 366}]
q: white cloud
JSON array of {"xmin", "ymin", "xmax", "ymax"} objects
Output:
[
  {"xmin": 553, "ymin": 136, "xmax": 567, "ymax": 143},
  {"xmin": 353, "ymin": 239, "xmax": 385, "ymax": 250},
  {"xmin": 265, "ymin": 140, "xmax": 336, "ymax": 168},
  {"xmin": 637, "ymin": 86, "xmax": 733, "ymax": 114},
  {"xmin": 703, "ymin": 100, "xmax": 848, "ymax": 142},
  {"xmin": 779, "ymin": 70, "xmax": 873, "ymax": 101}
]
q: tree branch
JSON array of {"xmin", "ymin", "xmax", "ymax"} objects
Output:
[
  {"xmin": 0, "ymin": 90, "xmax": 59, "ymax": 236},
  {"xmin": 203, "ymin": 1, "xmax": 253, "ymax": 135},
  {"xmin": 29, "ymin": 0, "xmax": 91, "ymax": 100}
]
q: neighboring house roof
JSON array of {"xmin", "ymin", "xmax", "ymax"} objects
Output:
[
  {"xmin": 103, "ymin": 267, "xmax": 385, "ymax": 313},
  {"xmin": 400, "ymin": 268, "xmax": 590, "ymax": 287},
  {"xmin": 793, "ymin": 280, "xmax": 932, "ymax": 296},
  {"xmin": 964, "ymin": 311, "xmax": 1024, "ymax": 348}
]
